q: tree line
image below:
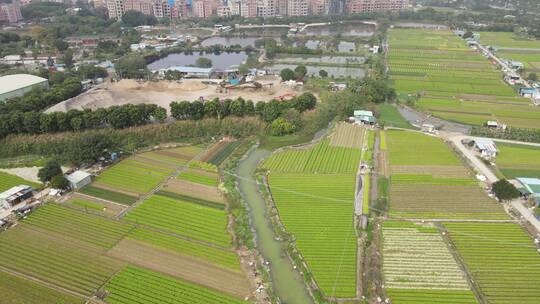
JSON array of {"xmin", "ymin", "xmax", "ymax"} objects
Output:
[
  {"xmin": 0, "ymin": 104, "xmax": 166, "ymax": 139},
  {"xmin": 0, "ymin": 93, "xmax": 316, "ymax": 139}
]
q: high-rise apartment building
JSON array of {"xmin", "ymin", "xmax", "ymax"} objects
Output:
[
  {"xmin": 287, "ymin": 0, "xmax": 307, "ymax": 16},
  {"xmin": 193, "ymin": 0, "xmax": 210, "ymax": 17},
  {"xmin": 348, "ymin": 0, "xmax": 407, "ymax": 14},
  {"xmin": 0, "ymin": 0, "xmax": 23, "ymax": 23},
  {"xmin": 256, "ymin": 0, "xmax": 275, "ymax": 17}
]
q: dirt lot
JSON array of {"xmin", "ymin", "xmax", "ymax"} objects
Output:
[
  {"xmin": 107, "ymin": 239, "xmax": 252, "ymax": 299},
  {"xmin": 46, "ymin": 77, "xmax": 302, "ymax": 114}
]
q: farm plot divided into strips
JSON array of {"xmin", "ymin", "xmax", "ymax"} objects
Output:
[
  {"xmin": 262, "ymin": 123, "xmax": 365, "ymax": 298},
  {"xmin": 382, "ymin": 129, "xmax": 540, "ymax": 304},
  {"xmin": 382, "ymin": 221, "xmax": 477, "ymax": 304},
  {"xmin": 0, "ymin": 143, "xmax": 250, "ymax": 303},
  {"xmin": 388, "ymin": 29, "xmax": 540, "ymax": 129},
  {"xmin": 386, "ymin": 130, "xmax": 505, "ymax": 220}
]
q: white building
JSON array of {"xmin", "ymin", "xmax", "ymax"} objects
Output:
[
  {"xmin": 0, "ymin": 74, "xmax": 49, "ymax": 102},
  {"xmin": 0, "ymin": 185, "xmax": 33, "ymax": 210},
  {"xmin": 65, "ymin": 171, "xmax": 93, "ymax": 190},
  {"xmin": 474, "ymin": 138, "xmax": 498, "ymax": 158}
]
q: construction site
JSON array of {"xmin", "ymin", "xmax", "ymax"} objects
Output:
[{"xmin": 45, "ymin": 75, "xmax": 303, "ymax": 114}]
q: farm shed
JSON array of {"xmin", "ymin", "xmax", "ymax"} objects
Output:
[
  {"xmin": 0, "ymin": 185, "xmax": 33, "ymax": 210},
  {"xmin": 473, "ymin": 138, "xmax": 498, "ymax": 158},
  {"xmin": 0, "ymin": 74, "xmax": 49, "ymax": 102},
  {"xmin": 515, "ymin": 178, "xmax": 540, "ymax": 204},
  {"xmin": 486, "ymin": 121, "xmax": 499, "ymax": 128},
  {"xmin": 65, "ymin": 170, "xmax": 92, "ymax": 190},
  {"xmin": 353, "ymin": 110, "xmax": 376, "ymax": 125}
]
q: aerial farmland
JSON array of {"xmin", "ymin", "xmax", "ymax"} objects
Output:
[{"xmin": 1, "ymin": 8, "xmax": 540, "ymax": 304}]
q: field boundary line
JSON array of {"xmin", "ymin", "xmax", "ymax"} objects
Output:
[{"xmin": 73, "ymin": 192, "xmax": 131, "ymax": 209}]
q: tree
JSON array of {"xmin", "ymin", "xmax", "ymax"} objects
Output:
[
  {"xmin": 280, "ymin": 68, "xmax": 295, "ymax": 81},
  {"xmin": 238, "ymin": 64, "xmax": 249, "ymax": 75},
  {"xmin": 319, "ymin": 69, "xmax": 328, "ymax": 78},
  {"xmin": 294, "ymin": 65, "xmax": 307, "ymax": 79},
  {"xmin": 115, "ymin": 54, "xmax": 148, "ymax": 79},
  {"xmin": 50, "ymin": 175, "xmax": 69, "ymax": 189},
  {"xmin": 63, "ymin": 49, "xmax": 74, "ymax": 68},
  {"xmin": 121, "ymin": 10, "xmax": 157, "ymax": 27},
  {"xmin": 492, "ymin": 179, "xmax": 520, "ymax": 201},
  {"xmin": 292, "ymin": 93, "xmax": 317, "ymax": 112},
  {"xmin": 54, "ymin": 39, "xmax": 69, "ymax": 52},
  {"xmin": 261, "ymin": 100, "xmax": 282, "ymax": 123},
  {"xmin": 462, "ymin": 31, "xmax": 474, "ymax": 39},
  {"xmin": 152, "ymin": 106, "xmax": 167, "ymax": 122},
  {"xmin": 38, "ymin": 160, "xmax": 63, "ymax": 183},
  {"xmin": 196, "ymin": 57, "xmax": 213, "ymax": 68},
  {"xmin": 527, "ymin": 73, "xmax": 538, "ymax": 82},
  {"xmin": 271, "ymin": 117, "xmax": 295, "ymax": 136}
]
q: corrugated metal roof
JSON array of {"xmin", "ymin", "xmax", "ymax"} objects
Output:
[
  {"xmin": 354, "ymin": 110, "xmax": 373, "ymax": 117},
  {"xmin": 475, "ymin": 138, "xmax": 497, "ymax": 153},
  {"xmin": 65, "ymin": 170, "xmax": 92, "ymax": 184},
  {"xmin": 0, "ymin": 74, "xmax": 48, "ymax": 95}
]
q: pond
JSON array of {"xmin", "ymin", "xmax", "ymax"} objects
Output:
[
  {"xmin": 275, "ymin": 55, "xmax": 365, "ymax": 65},
  {"xmin": 304, "ymin": 23, "xmax": 374, "ymax": 37},
  {"xmin": 338, "ymin": 41, "xmax": 356, "ymax": 53},
  {"xmin": 269, "ymin": 63, "xmax": 366, "ymax": 78},
  {"xmin": 201, "ymin": 37, "xmax": 259, "ymax": 47},
  {"xmin": 147, "ymin": 51, "xmax": 249, "ymax": 70}
]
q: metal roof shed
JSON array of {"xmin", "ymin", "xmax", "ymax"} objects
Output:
[{"xmin": 65, "ymin": 170, "xmax": 92, "ymax": 190}]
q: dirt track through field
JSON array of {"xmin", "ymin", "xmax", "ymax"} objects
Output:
[{"xmin": 107, "ymin": 239, "xmax": 251, "ymax": 298}]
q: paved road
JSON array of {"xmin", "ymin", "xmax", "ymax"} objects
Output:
[
  {"xmin": 397, "ymin": 105, "xmax": 471, "ymax": 134},
  {"xmin": 447, "ymin": 135, "xmax": 498, "ymax": 183}
]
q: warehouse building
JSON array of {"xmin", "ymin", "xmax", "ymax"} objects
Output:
[
  {"xmin": 0, "ymin": 185, "xmax": 33, "ymax": 210},
  {"xmin": 0, "ymin": 74, "xmax": 49, "ymax": 101},
  {"xmin": 65, "ymin": 170, "xmax": 92, "ymax": 190}
]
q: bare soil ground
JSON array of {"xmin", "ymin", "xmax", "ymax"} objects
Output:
[
  {"xmin": 163, "ymin": 178, "xmax": 225, "ymax": 204},
  {"xmin": 107, "ymin": 239, "xmax": 252, "ymax": 299},
  {"xmin": 200, "ymin": 141, "xmax": 228, "ymax": 163},
  {"xmin": 46, "ymin": 78, "xmax": 301, "ymax": 114},
  {"xmin": 0, "ymin": 167, "xmax": 41, "ymax": 183}
]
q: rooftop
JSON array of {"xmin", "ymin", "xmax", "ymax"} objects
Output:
[
  {"xmin": 0, "ymin": 74, "xmax": 48, "ymax": 95},
  {"xmin": 164, "ymin": 66, "xmax": 214, "ymax": 73},
  {"xmin": 0, "ymin": 185, "xmax": 33, "ymax": 202},
  {"xmin": 65, "ymin": 170, "xmax": 92, "ymax": 184}
]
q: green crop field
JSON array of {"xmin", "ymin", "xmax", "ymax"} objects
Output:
[
  {"xmin": 23, "ymin": 204, "xmax": 133, "ymax": 249},
  {"xmin": 495, "ymin": 143, "xmax": 540, "ymax": 178},
  {"xmin": 479, "ymin": 32, "xmax": 540, "ymax": 49},
  {"xmin": 128, "ymin": 228, "xmax": 240, "ymax": 271},
  {"xmin": 388, "ymin": 29, "xmax": 540, "ymax": 129},
  {"xmin": 0, "ymin": 171, "xmax": 41, "ymax": 192},
  {"xmin": 262, "ymin": 139, "xmax": 361, "ymax": 174},
  {"xmin": 445, "ymin": 222, "xmax": 540, "ymax": 304},
  {"xmin": 0, "ymin": 225, "xmax": 123, "ymax": 296},
  {"xmin": 78, "ymin": 185, "xmax": 138, "ymax": 205},
  {"xmin": 94, "ymin": 158, "xmax": 175, "ymax": 194},
  {"xmin": 386, "ymin": 130, "xmax": 460, "ymax": 166},
  {"xmin": 177, "ymin": 168, "xmax": 219, "ymax": 187},
  {"xmin": 383, "ymin": 221, "xmax": 477, "ymax": 304},
  {"xmin": 104, "ymin": 266, "xmax": 246, "ymax": 304},
  {"xmin": 0, "ymin": 271, "xmax": 83, "ymax": 304},
  {"xmin": 124, "ymin": 194, "xmax": 231, "ymax": 247},
  {"xmin": 268, "ymin": 174, "xmax": 357, "ymax": 298},
  {"xmin": 262, "ymin": 124, "xmax": 363, "ymax": 298},
  {"xmin": 386, "ymin": 130, "xmax": 506, "ymax": 219},
  {"xmin": 378, "ymin": 104, "xmax": 412, "ymax": 129}
]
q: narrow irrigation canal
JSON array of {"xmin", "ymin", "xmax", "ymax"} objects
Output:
[{"xmin": 237, "ymin": 148, "xmax": 313, "ymax": 304}]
